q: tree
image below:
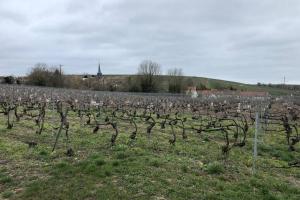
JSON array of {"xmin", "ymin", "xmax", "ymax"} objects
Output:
[
  {"xmin": 196, "ymin": 82, "xmax": 207, "ymax": 90},
  {"xmin": 167, "ymin": 68, "xmax": 184, "ymax": 93},
  {"xmin": 127, "ymin": 76, "xmax": 141, "ymax": 92},
  {"xmin": 26, "ymin": 63, "xmax": 65, "ymax": 87},
  {"xmin": 49, "ymin": 68, "xmax": 64, "ymax": 87},
  {"xmin": 209, "ymin": 81, "xmax": 226, "ymax": 90},
  {"xmin": 137, "ymin": 60, "xmax": 161, "ymax": 92},
  {"xmin": 26, "ymin": 63, "xmax": 50, "ymax": 86},
  {"xmin": 185, "ymin": 78, "xmax": 195, "ymax": 87},
  {"xmin": 16, "ymin": 78, "xmax": 22, "ymax": 85},
  {"xmin": 3, "ymin": 76, "xmax": 15, "ymax": 84}
]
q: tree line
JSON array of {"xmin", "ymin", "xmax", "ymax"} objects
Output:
[
  {"xmin": 257, "ymin": 82, "xmax": 300, "ymax": 91},
  {"xmin": 1, "ymin": 60, "xmax": 233, "ymax": 93}
]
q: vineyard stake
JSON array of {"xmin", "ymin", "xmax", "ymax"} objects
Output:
[{"xmin": 252, "ymin": 112, "xmax": 259, "ymax": 175}]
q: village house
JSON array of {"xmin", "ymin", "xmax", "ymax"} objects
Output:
[{"xmin": 186, "ymin": 86, "xmax": 269, "ymax": 98}]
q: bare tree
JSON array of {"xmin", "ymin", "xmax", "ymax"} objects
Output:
[
  {"xmin": 167, "ymin": 68, "xmax": 184, "ymax": 93},
  {"xmin": 26, "ymin": 63, "xmax": 50, "ymax": 86},
  {"xmin": 26, "ymin": 63, "xmax": 65, "ymax": 87},
  {"xmin": 137, "ymin": 60, "xmax": 162, "ymax": 92}
]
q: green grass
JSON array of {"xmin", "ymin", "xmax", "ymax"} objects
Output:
[
  {"xmin": 2, "ymin": 190, "xmax": 14, "ymax": 199},
  {"xmin": 0, "ymin": 113, "xmax": 300, "ymax": 200}
]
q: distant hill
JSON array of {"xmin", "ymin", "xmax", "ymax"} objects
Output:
[
  {"xmin": 1, "ymin": 74, "xmax": 299, "ymax": 96},
  {"xmin": 68, "ymin": 74, "xmax": 299, "ymax": 96}
]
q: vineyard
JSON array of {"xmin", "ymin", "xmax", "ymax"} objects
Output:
[{"xmin": 0, "ymin": 84, "xmax": 300, "ymax": 200}]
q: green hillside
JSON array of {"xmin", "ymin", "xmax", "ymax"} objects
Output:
[{"xmin": 101, "ymin": 75, "xmax": 299, "ymax": 96}]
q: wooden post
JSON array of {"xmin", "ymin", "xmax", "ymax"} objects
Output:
[{"xmin": 252, "ymin": 112, "xmax": 259, "ymax": 175}]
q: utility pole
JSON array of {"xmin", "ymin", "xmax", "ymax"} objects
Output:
[
  {"xmin": 59, "ymin": 64, "xmax": 63, "ymax": 76},
  {"xmin": 59, "ymin": 64, "xmax": 63, "ymax": 87}
]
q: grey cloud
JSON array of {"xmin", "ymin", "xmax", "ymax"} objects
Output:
[{"xmin": 0, "ymin": 0, "xmax": 300, "ymax": 84}]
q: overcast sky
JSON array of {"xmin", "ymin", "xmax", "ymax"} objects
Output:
[{"xmin": 0, "ymin": 0, "xmax": 300, "ymax": 84}]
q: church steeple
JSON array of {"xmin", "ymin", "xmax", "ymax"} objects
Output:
[{"xmin": 97, "ymin": 62, "xmax": 102, "ymax": 77}]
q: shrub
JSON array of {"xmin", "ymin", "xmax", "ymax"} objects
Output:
[
  {"xmin": 116, "ymin": 152, "xmax": 129, "ymax": 160},
  {"xmin": 95, "ymin": 159, "xmax": 106, "ymax": 166},
  {"xmin": 112, "ymin": 161, "xmax": 120, "ymax": 167},
  {"xmin": 3, "ymin": 76, "xmax": 15, "ymax": 84},
  {"xmin": 0, "ymin": 176, "xmax": 12, "ymax": 184},
  {"xmin": 181, "ymin": 165, "xmax": 188, "ymax": 173},
  {"xmin": 205, "ymin": 161, "xmax": 224, "ymax": 174},
  {"xmin": 2, "ymin": 190, "xmax": 13, "ymax": 198},
  {"xmin": 104, "ymin": 170, "xmax": 112, "ymax": 177},
  {"xmin": 39, "ymin": 150, "xmax": 48, "ymax": 156},
  {"xmin": 150, "ymin": 159, "xmax": 162, "ymax": 168}
]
